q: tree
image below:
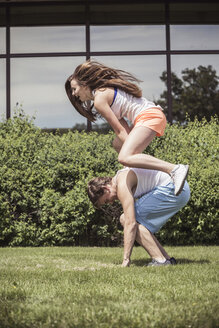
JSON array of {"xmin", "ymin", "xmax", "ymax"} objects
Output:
[{"xmin": 157, "ymin": 65, "xmax": 219, "ymax": 122}]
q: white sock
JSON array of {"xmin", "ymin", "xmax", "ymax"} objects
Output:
[
  {"xmin": 171, "ymin": 164, "xmax": 180, "ymax": 173},
  {"xmin": 155, "ymin": 258, "xmax": 166, "ymax": 263}
]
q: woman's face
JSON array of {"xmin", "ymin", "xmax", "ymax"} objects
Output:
[{"xmin": 70, "ymin": 79, "xmax": 93, "ymax": 102}]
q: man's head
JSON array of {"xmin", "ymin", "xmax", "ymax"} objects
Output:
[{"xmin": 87, "ymin": 176, "xmax": 117, "ymax": 208}]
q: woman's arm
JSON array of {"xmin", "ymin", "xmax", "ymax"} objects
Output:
[
  {"xmin": 119, "ymin": 118, "xmax": 132, "ymax": 134},
  {"xmin": 94, "ymin": 90, "xmax": 129, "ymax": 143}
]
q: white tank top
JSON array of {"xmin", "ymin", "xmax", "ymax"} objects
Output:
[
  {"xmin": 116, "ymin": 167, "xmax": 171, "ymax": 198},
  {"xmin": 111, "ymin": 89, "xmax": 163, "ymax": 124}
]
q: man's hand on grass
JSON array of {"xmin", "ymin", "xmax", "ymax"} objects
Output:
[{"xmin": 122, "ymin": 258, "xmax": 130, "ymax": 267}]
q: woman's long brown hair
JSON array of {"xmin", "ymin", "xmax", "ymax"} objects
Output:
[{"xmin": 65, "ymin": 60, "xmax": 142, "ymax": 122}]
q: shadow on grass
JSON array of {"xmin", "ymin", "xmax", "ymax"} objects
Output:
[{"xmin": 131, "ymin": 258, "xmax": 210, "ymax": 267}]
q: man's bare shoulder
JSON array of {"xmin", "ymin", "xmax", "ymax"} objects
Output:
[{"xmin": 117, "ymin": 169, "xmax": 137, "ymax": 193}]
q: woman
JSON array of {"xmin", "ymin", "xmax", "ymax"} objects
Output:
[{"xmin": 65, "ymin": 60, "xmax": 189, "ymax": 195}]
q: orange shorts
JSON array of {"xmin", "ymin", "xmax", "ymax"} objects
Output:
[{"xmin": 134, "ymin": 107, "xmax": 167, "ymax": 137}]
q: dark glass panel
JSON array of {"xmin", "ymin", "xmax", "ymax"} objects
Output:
[
  {"xmin": 10, "ymin": 4, "xmax": 86, "ymax": 26},
  {"xmin": 90, "ymin": 3, "xmax": 165, "ymax": 24},
  {"xmin": 170, "ymin": 3, "xmax": 219, "ymax": 24},
  {"xmin": 0, "ymin": 6, "xmax": 6, "ymax": 27}
]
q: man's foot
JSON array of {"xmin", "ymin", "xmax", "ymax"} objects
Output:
[
  {"xmin": 147, "ymin": 259, "xmax": 172, "ymax": 267},
  {"xmin": 170, "ymin": 164, "xmax": 189, "ymax": 196},
  {"xmin": 170, "ymin": 257, "xmax": 177, "ymax": 265}
]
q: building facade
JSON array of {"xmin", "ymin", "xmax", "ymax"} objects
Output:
[{"xmin": 0, "ymin": 0, "xmax": 219, "ymax": 130}]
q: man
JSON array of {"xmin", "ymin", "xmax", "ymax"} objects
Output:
[{"xmin": 87, "ymin": 167, "xmax": 190, "ymax": 267}]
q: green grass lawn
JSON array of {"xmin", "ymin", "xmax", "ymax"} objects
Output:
[{"xmin": 0, "ymin": 246, "xmax": 218, "ymax": 328}]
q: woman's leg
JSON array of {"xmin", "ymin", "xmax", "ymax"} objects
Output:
[
  {"xmin": 118, "ymin": 126, "xmax": 189, "ymax": 195},
  {"xmin": 118, "ymin": 126, "xmax": 175, "ymax": 174}
]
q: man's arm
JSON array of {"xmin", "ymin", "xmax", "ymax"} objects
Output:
[{"xmin": 117, "ymin": 172, "xmax": 138, "ymax": 267}]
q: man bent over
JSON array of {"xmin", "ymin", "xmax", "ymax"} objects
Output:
[{"xmin": 87, "ymin": 167, "xmax": 190, "ymax": 267}]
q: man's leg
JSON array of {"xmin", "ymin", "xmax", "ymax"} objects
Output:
[
  {"xmin": 150, "ymin": 234, "xmax": 170, "ymax": 260},
  {"xmin": 136, "ymin": 224, "xmax": 171, "ymax": 261},
  {"xmin": 133, "ymin": 182, "xmax": 190, "ymax": 264}
]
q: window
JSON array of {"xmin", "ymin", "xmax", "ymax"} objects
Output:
[
  {"xmin": 90, "ymin": 25, "xmax": 165, "ymax": 52},
  {"xmin": 11, "ymin": 57, "xmax": 87, "ymax": 128},
  {"xmin": 171, "ymin": 25, "xmax": 219, "ymax": 50},
  {"xmin": 0, "ymin": 28, "xmax": 6, "ymax": 54},
  {"xmin": 10, "ymin": 4, "xmax": 86, "ymax": 26},
  {"xmin": 0, "ymin": 6, "xmax": 6, "ymax": 27},
  {"xmin": 1, "ymin": 1, "xmax": 219, "ymax": 128},
  {"xmin": 171, "ymin": 54, "xmax": 219, "ymax": 78},
  {"xmin": 90, "ymin": 3, "xmax": 165, "ymax": 24},
  {"xmin": 170, "ymin": 2, "xmax": 219, "ymax": 24},
  {"xmin": 11, "ymin": 26, "xmax": 86, "ymax": 53},
  {"xmin": 0, "ymin": 59, "xmax": 6, "ymax": 119}
]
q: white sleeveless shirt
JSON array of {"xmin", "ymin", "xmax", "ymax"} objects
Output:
[
  {"xmin": 111, "ymin": 89, "xmax": 163, "ymax": 124},
  {"xmin": 116, "ymin": 167, "xmax": 171, "ymax": 198}
]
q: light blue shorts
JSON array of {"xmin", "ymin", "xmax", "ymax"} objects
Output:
[{"xmin": 134, "ymin": 181, "xmax": 190, "ymax": 234}]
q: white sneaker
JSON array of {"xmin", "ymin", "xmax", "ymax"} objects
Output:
[{"xmin": 170, "ymin": 164, "xmax": 189, "ymax": 196}]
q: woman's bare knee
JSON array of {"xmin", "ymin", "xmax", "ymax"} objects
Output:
[
  {"xmin": 118, "ymin": 153, "xmax": 132, "ymax": 167},
  {"xmin": 118, "ymin": 146, "xmax": 138, "ymax": 166}
]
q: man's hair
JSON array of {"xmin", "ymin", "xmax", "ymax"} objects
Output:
[
  {"xmin": 87, "ymin": 176, "xmax": 112, "ymax": 208},
  {"xmin": 65, "ymin": 59, "xmax": 142, "ymax": 122}
]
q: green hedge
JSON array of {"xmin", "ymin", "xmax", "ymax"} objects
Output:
[
  {"xmin": 0, "ymin": 110, "xmax": 218, "ymax": 246},
  {"xmin": 146, "ymin": 116, "xmax": 219, "ymax": 245}
]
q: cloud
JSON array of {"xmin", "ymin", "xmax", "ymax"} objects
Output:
[
  {"xmin": 0, "ymin": 28, "xmax": 6, "ymax": 53},
  {"xmin": 171, "ymin": 25, "xmax": 219, "ymax": 50},
  {"xmin": 11, "ymin": 26, "xmax": 86, "ymax": 53},
  {"xmin": 91, "ymin": 25, "xmax": 166, "ymax": 51},
  {"xmin": 172, "ymin": 54, "xmax": 219, "ymax": 77}
]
